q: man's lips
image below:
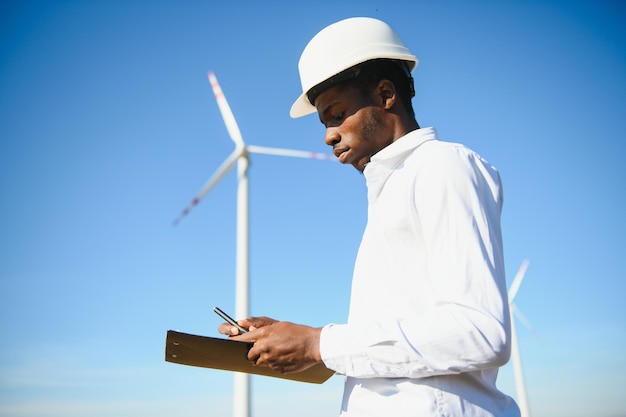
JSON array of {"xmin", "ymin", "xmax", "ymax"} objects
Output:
[{"xmin": 334, "ymin": 147, "xmax": 349, "ymax": 163}]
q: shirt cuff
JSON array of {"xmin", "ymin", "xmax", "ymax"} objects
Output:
[
  {"xmin": 320, "ymin": 323, "xmax": 341, "ymax": 373},
  {"xmin": 320, "ymin": 322, "xmax": 366, "ymax": 375}
]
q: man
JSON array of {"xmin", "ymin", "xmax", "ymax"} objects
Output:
[{"xmin": 219, "ymin": 17, "xmax": 520, "ymax": 416}]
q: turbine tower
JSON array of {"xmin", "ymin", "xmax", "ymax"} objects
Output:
[
  {"xmin": 174, "ymin": 71, "xmax": 332, "ymax": 417},
  {"xmin": 508, "ymin": 259, "xmax": 532, "ymax": 417}
]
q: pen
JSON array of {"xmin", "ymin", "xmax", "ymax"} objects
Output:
[{"xmin": 214, "ymin": 306, "xmax": 248, "ymax": 333}]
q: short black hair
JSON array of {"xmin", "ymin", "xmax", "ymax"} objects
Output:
[{"xmin": 307, "ymin": 59, "xmax": 415, "ymax": 116}]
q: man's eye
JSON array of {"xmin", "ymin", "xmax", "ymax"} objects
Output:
[
  {"xmin": 321, "ymin": 111, "xmax": 345, "ymax": 128},
  {"xmin": 332, "ymin": 112, "xmax": 345, "ymax": 123}
]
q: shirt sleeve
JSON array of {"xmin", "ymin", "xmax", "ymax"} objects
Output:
[{"xmin": 319, "ymin": 144, "xmax": 511, "ymax": 379}]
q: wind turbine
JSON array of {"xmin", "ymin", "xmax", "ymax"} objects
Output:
[
  {"xmin": 174, "ymin": 71, "xmax": 333, "ymax": 417},
  {"xmin": 508, "ymin": 259, "xmax": 532, "ymax": 417}
]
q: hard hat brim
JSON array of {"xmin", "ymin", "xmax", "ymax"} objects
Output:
[{"xmin": 290, "ymin": 92, "xmax": 317, "ymax": 118}]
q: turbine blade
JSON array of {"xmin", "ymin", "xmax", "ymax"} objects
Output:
[
  {"xmin": 173, "ymin": 148, "xmax": 243, "ymax": 225},
  {"xmin": 512, "ymin": 304, "xmax": 541, "ymax": 340},
  {"xmin": 208, "ymin": 71, "xmax": 245, "ymax": 148},
  {"xmin": 508, "ymin": 259, "xmax": 530, "ymax": 302},
  {"xmin": 247, "ymin": 145, "xmax": 334, "ymax": 161}
]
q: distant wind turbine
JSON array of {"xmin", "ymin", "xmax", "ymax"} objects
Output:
[
  {"xmin": 508, "ymin": 259, "xmax": 532, "ymax": 417},
  {"xmin": 174, "ymin": 71, "xmax": 333, "ymax": 417}
]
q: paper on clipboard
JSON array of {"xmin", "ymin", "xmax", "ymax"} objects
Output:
[{"xmin": 165, "ymin": 330, "xmax": 335, "ymax": 384}]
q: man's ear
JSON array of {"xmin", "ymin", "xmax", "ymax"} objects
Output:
[{"xmin": 377, "ymin": 79, "xmax": 397, "ymax": 110}]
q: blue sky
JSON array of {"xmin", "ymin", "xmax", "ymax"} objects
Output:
[{"xmin": 1, "ymin": 1, "xmax": 625, "ymax": 416}]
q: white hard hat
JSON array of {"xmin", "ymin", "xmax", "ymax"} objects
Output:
[{"xmin": 290, "ymin": 17, "xmax": 418, "ymax": 118}]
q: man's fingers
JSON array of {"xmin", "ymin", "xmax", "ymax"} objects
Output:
[
  {"xmin": 217, "ymin": 323, "xmax": 243, "ymax": 336},
  {"xmin": 240, "ymin": 316, "xmax": 278, "ymax": 329}
]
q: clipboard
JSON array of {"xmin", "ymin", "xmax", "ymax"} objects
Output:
[{"xmin": 165, "ymin": 330, "xmax": 335, "ymax": 384}]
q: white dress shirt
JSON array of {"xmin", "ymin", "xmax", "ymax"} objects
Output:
[{"xmin": 320, "ymin": 127, "xmax": 520, "ymax": 416}]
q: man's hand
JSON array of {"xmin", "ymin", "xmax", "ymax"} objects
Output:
[{"xmin": 233, "ymin": 321, "xmax": 322, "ymax": 374}]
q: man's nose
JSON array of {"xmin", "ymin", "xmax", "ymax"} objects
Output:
[{"xmin": 324, "ymin": 127, "xmax": 340, "ymax": 147}]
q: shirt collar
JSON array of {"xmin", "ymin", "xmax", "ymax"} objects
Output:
[
  {"xmin": 363, "ymin": 127, "xmax": 438, "ymax": 201},
  {"xmin": 369, "ymin": 127, "xmax": 437, "ymax": 168}
]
